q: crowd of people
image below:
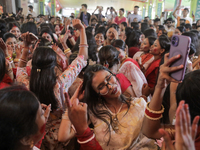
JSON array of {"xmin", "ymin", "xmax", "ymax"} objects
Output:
[{"xmin": 1, "ymin": 2, "xmax": 200, "ymax": 150}]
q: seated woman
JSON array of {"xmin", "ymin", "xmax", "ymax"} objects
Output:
[
  {"xmin": 99, "ymin": 45, "xmax": 136, "ymax": 97},
  {"xmin": 0, "ymin": 85, "xmax": 51, "ymax": 150},
  {"xmin": 145, "ymin": 35, "xmax": 170, "ymax": 95},
  {"xmin": 133, "ymin": 36, "xmax": 156, "ymax": 73},
  {"xmin": 16, "ymin": 19, "xmax": 88, "ymax": 149},
  {"xmin": 80, "ymin": 64, "xmax": 156, "ymax": 149}
]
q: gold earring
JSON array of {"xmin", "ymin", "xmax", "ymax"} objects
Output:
[{"xmin": 30, "ymin": 141, "xmax": 34, "ymax": 148}]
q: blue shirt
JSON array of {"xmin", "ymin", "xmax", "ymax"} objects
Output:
[{"xmin": 82, "ymin": 13, "xmax": 89, "ymax": 26}]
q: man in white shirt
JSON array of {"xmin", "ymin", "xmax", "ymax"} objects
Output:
[
  {"xmin": 27, "ymin": 5, "xmax": 37, "ymax": 18},
  {"xmin": 128, "ymin": 6, "xmax": 142, "ymax": 24},
  {"xmin": 173, "ymin": 5, "xmax": 192, "ymax": 26},
  {"xmin": 105, "ymin": 7, "xmax": 117, "ymax": 22}
]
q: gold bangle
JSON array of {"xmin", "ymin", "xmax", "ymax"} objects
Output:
[
  {"xmin": 144, "ymin": 112, "xmax": 163, "ymax": 120},
  {"xmin": 64, "ymin": 48, "xmax": 71, "ymax": 54},
  {"xmin": 146, "ymin": 102, "xmax": 165, "ymax": 114}
]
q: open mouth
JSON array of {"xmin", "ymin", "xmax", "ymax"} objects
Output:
[{"xmin": 111, "ymin": 86, "xmax": 118, "ymax": 94}]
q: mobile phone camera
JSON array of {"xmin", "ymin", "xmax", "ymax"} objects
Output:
[{"xmin": 171, "ymin": 36, "xmax": 179, "ymax": 47}]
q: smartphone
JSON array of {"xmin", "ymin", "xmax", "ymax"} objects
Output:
[{"xmin": 169, "ymin": 35, "xmax": 191, "ymax": 81}]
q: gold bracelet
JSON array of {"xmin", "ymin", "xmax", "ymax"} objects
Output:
[
  {"xmin": 144, "ymin": 112, "xmax": 163, "ymax": 120},
  {"xmin": 64, "ymin": 48, "xmax": 71, "ymax": 54},
  {"xmin": 146, "ymin": 102, "xmax": 165, "ymax": 114}
]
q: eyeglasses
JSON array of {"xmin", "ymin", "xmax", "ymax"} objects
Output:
[{"xmin": 98, "ymin": 74, "xmax": 116, "ymax": 95}]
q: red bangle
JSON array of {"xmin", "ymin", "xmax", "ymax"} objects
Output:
[{"xmin": 145, "ymin": 108, "xmax": 162, "ymax": 118}]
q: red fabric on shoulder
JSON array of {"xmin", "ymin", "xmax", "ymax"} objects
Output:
[
  {"xmin": 145, "ymin": 59, "xmax": 161, "ymax": 88},
  {"xmin": 116, "ymin": 73, "xmax": 131, "ymax": 93},
  {"xmin": 124, "ymin": 58, "xmax": 140, "ymax": 69}
]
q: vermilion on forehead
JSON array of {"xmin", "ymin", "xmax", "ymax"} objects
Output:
[{"xmin": 12, "ymin": 27, "xmax": 19, "ymax": 30}]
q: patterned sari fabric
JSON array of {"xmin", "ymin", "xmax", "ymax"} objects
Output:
[
  {"xmin": 16, "ymin": 56, "xmax": 87, "ymax": 150},
  {"xmin": 89, "ymin": 98, "xmax": 157, "ymax": 150}
]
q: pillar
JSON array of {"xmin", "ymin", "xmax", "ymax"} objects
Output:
[{"xmin": 51, "ymin": 0, "xmax": 55, "ymax": 16}]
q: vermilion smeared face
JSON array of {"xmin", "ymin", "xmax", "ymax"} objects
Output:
[{"xmin": 149, "ymin": 39, "xmax": 163, "ymax": 56}]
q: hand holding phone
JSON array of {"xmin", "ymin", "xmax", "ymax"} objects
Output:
[{"xmin": 169, "ymin": 35, "xmax": 191, "ymax": 81}]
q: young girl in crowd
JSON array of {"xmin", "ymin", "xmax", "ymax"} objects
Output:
[{"xmin": 133, "ymin": 36, "xmax": 156, "ymax": 73}]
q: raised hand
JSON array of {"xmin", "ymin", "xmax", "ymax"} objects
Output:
[
  {"xmin": 21, "ymin": 32, "xmax": 34, "ymax": 47},
  {"xmin": 15, "ymin": 44, "xmax": 22, "ymax": 58},
  {"xmin": 0, "ymin": 38, "xmax": 6, "ymax": 52},
  {"xmin": 60, "ymin": 32, "xmax": 68, "ymax": 45},
  {"xmin": 159, "ymin": 101, "xmax": 199, "ymax": 150},
  {"xmin": 41, "ymin": 103, "xmax": 51, "ymax": 122},
  {"xmin": 72, "ymin": 19, "xmax": 84, "ymax": 31},
  {"xmin": 142, "ymin": 83, "xmax": 150, "ymax": 97},
  {"xmin": 65, "ymin": 18, "xmax": 71, "ymax": 32},
  {"xmin": 66, "ymin": 84, "xmax": 88, "ymax": 135},
  {"xmin": 157, "ymin": 53, "xmax": 184, "ymax": 88}
]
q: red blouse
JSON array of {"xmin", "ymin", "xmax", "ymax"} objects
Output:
[
  {"xmin": 116, "ymin": 73, "xmax": 131, "ymax": 93},
  {"xmin": 114, "ymin": 16, "xmax": 127, "ymax": 25}
]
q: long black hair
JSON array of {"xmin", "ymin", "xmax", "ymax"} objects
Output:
[
  {"xmin": 128, "ymin": 30, "xmax": 142, "ymax": 47},
  {"xmin": 99, "ymin": 45, "xmax": 120, "ymax": 69},
  {"xmin": 182, "ymin": 31, "xmax": 199, "ymax": 52},
  {"xmin": 30, "ymin": 47, "xmax": 58, "ymax": 110},
  {"xmin": 21, "ymin": 22, "xmax": 38, "ymax": 35},
  {"xmin": 0, "ymin": 48, "xmax": 5, "ymax": 82},
  {"xmin": 176, "ymin": 70, "xmax": 200, "ymax": 124},
  {"xmin": 82, "ymin": 64, "xmax": 131, "ymax": 144},
  {"xmin": 0, "ymin": 85, "xmax": 39, "ymax": 150}
]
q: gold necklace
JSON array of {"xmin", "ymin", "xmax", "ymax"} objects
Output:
[{"xmin": 105, "ymin": 103, "xmax": 124, "ymax": 131}]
